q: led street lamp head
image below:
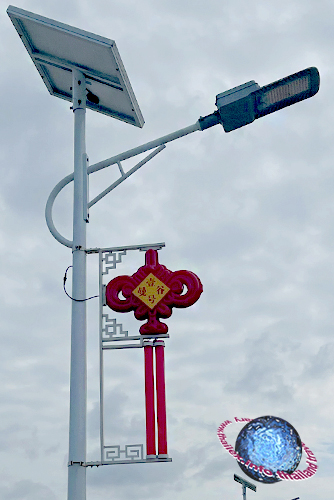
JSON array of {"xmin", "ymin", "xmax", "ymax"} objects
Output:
[{"xmin": 215, "ymin": 67, "xmax": 320, "ymax": 132}]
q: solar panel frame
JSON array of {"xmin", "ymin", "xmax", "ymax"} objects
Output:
[{"xmin": 7, "ymin": 5, "xmax": 144, "ymax": 127}]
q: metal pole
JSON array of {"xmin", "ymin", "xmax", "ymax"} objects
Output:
[
  {"xmin": 243, "ymin": 484, "xmax": 246, "ymax": 500},
  {"xmin": 67, "ymin": 69, "xmax": 87, "ymax": 500}
]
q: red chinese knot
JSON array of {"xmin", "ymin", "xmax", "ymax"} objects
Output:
[{"xmin": 105, "ymin": 249, "xmax": 203, "ymax": 334}]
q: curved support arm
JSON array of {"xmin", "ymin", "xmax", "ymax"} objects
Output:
[
  {"xmin": 45, "ymin": 120, "xmax": 202, "ymax": 247},
  {"xmin": 45, "ymin": 146, "xmax": 165, "ymax": 248},
  {"xmin": 45, "ymin": 173, "xmax": 74, "ymax": 248}
]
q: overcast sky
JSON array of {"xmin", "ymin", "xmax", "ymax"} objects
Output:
[{"xmin": 0, "ymin": 0, "xmax": 334, "ymax": 499}]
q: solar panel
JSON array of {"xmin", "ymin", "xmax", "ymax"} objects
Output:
[{"xmin": 7, "ymin": 5, "xmax": 144, "ymax": 127}]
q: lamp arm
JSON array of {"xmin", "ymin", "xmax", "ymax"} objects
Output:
[
  {"xmin": 88, "ymin": 121, "xmax": 201, "ymax": 174},
  {"xmin": 45, "ymin": 120, "xmax": 204, "ymax": 247}
]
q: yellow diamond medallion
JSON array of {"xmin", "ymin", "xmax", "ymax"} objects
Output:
[{"xmin": 132, "ymin": 273, "xmax": 170, "ymax": 309}]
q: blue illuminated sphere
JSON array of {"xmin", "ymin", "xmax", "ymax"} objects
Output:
[{"xmin": 235, "ymin": 416, "xmax": 302, "ymax": 484}]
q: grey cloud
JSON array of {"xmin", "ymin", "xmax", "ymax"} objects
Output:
[
  {"xmin": 1, "ymin": 0, "xmax": 333, "ymax": 499},
  {"xmin": 0, "ymin": 480, "xmax": 57, "ymax": 500}
]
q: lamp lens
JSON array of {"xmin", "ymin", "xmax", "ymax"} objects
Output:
[
  {"xmin": 254, "ymin": 67, "xmax": 319, "ymax": 118},
  {"xmin": 258, "ymin": 76, "xmax": 310, "ymax": 111}
]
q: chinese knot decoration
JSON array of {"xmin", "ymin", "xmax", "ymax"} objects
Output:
[
  {"xmin": 105, "ymin": 249, "xmax": 203, "ymax": 335},
  {"xmin": 105, "ymin": 249, "xmax": 203, "ymax": 460}
]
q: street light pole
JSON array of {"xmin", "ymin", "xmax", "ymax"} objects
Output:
[
  {"xmin": 234, "ymin": 474, "xmax": 256, "ymax": 500},
  {"xmin": 68, "ymin": 69, "xmax": 88, "ymax": 500},
  {"xmin": 6, "ymin": 9, "xmax": 321, "ymax": 500}
]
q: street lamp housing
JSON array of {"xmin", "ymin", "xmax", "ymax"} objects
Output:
[
  {"xmin": 216, "ymin": 80, "xmax": 260, "ymax": 132},
  {"xmin": 216, "ymin": 67, "xmax": 320, "ymax": 132}
]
